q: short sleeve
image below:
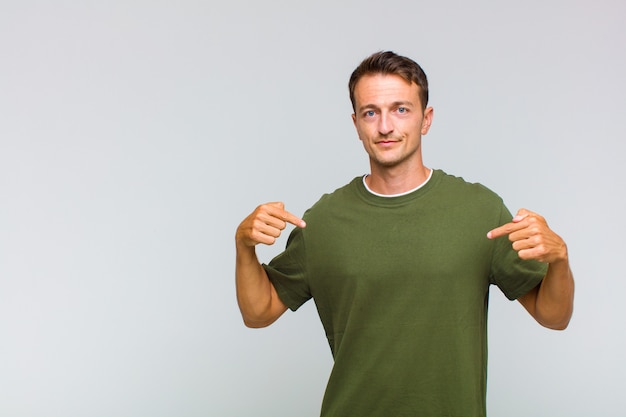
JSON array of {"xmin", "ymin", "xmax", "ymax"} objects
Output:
[
  {"xmin": 263, "ymin": 226, "xmax": 312, "ymax": 311},
  {"xmin": 489, "ymin": 204, "xmax": 548, "ymax": 300}
]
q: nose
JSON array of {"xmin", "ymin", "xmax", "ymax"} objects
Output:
[{"xmin": 378, "ymin": 112, "xmax": 394, "ymax": 136}]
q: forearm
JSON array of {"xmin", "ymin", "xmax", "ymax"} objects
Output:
[
  {"xmin": 235, "ymin": 243, "xmax": 286, "ymax": 328},
  {"xmin": 533, "ymin": 258, "xmax": 575, "ymax": 330}
]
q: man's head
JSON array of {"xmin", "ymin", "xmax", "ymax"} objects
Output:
[
  {"xmin": 349, "ymin": 52, "xmax": 434, "ymax": 175},
  {"xmin": 349, "ymin": 51, "xmax": 429, "ymax": 112}
]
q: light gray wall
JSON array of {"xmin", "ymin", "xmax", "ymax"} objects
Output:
[{"xmin": 1, "ymin": 1, "xmax": 624, "ymax": 416}]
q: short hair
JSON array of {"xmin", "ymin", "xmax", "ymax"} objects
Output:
[{"xmin": 348, "ymin": 51, "xmax": 429, "ymax": 111}]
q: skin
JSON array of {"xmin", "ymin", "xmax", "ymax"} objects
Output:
[
  {"xmin": 488, "ymin": 210, "xmax": 574, "ymax": 329},
  {"xmin": 351, "ymin": 74, "xmax": 434, "ymax": 195},
  {"xmin": 235, "ymin": 73, "xmax": 574, "ymax": 330},
  {"xmin": 235, "ymin": 202, "xmax": 297, "ymax": 327}
]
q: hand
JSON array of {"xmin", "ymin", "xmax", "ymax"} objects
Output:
[
  {"xmin": 236, "ymin": 202, "xmax": 306, "ymax": 248},
  {"xmin": 487, "ymin": 208, "xmax": 567, "ymax": 264}
]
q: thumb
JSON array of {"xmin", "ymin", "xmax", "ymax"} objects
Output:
[
  {"xmin": 269, "ymin": 201, "xmax": 285, "ymax": 210},
  {"xmin": 513, "ymin": 208, "xmax": 531, "ymax": 223}
]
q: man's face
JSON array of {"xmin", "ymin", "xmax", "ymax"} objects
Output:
[{"xmin": 352, "ymin": 74, "xmax": 433, "ymax": 170}]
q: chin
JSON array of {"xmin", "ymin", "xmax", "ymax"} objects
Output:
[{"xmin": 372, "ymin": 158, "xmax": 403, "ymax": 168}]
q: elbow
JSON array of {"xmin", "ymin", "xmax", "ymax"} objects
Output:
[
  {"xmin": 536, "ymin": 309, "xmax": 573, "ymax": 331},
  {"xmin": 238, "ymin": 304, "xmax": 282, "ymax": 328},
  {"xmin": 237, "ymin": 294, "xmax": 286, "ymax": 329},
  {"xmin": 542, "ymin": 320, "xmax": 570, "ymax": 331},
  {"xmin": 530, "ymin": 290, "xmax": 574, "ymax": 331},
  {"xmin": 242, "ymin": 316, "xmax": 275, "ymax": 329},
  {"xmin": 243, "ymin": 320, "xmax": 264, "ymax": 328}
]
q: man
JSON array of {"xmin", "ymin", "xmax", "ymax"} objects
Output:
[{"xmin": 235, "ymin": 51, "xmax": 574, "ymax": 416}]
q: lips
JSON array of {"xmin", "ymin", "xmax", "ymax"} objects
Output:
[
  {"xmin": 375, "ymin": 135, "xmax": 401, "ymax": 144},
  {"xmin": 375, "ymin": 139, "xmax": 400, "ymax": 145}
]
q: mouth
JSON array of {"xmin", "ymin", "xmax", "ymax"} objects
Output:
[{"xmin": 375, "ymin": 139, "xmax": 400, "ymax": 145}]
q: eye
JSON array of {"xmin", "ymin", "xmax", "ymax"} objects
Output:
[
  {"xmin": 365, "ymin": 110, "xmax": 376, "ymax": 117},
  {"xmin": 397, "ymin": 107, "xmax": 407, "ymax": 114}
]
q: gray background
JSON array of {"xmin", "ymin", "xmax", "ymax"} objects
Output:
[{"xmin": 1, "ymin": 0, "xmax": 624, "ymax": 416}]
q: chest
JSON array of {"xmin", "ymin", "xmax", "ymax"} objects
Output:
[{"xmin": 304, "ymin": 204, "xmax": 494, "ymax": 309}]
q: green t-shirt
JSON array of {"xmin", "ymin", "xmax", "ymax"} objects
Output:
[{"xmin": 264, "ymin": 169, "xmax": 547, "ymax": 417}]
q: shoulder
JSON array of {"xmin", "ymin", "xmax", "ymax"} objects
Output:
[
  {"xmin": 429, "ymin": 170, "xmax": 507, "ymax": 222},
  {"xmin": 301, "ymin": 177, "xmax": 362, "ymax": 220},
  {"xmin": 434, "ymin": 169, "xmax": 503, "ymax": 203},
  {"xmin": 311, "ymin": 177, "xmax": 362, "ymax": 206}
]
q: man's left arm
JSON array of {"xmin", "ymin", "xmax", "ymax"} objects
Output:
[{"xmin": 488, "ymin": 209, "xmax": 575, "ymax": 330}]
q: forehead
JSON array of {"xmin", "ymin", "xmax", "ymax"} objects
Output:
[{"xmin": 353, "ymin": 73, "xmax": 421, "ymax": 108}]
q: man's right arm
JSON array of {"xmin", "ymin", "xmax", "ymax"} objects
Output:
[{"xmin": 235, "ymin": 202, "xmax": 306, "ymax": 328}]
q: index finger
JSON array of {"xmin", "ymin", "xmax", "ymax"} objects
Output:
[
  {"xmin": 282, "ymin": 210, "xmax": 306, "ymax": 228},
  {"xmin": 487, "ymin": 221, "xmax": 524, "ymax": 239},
  {"xmin": 267, "ymin": 203, "xmax": 306, "ymax": 228},
  {"xmin": 486, "ymin": 209, "xmax": 533, "ymax": 239}
]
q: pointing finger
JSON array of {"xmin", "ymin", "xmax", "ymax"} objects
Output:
[
  {"xmin": 487, "ymin": 215, "xmax": 527, "ymax": 239},
  {"xmin": 487, "ymin": 223, "xmax": 515, "ymax": 239},
  {"xmin": 266, "ymin": 202, "xmax": 306, "ymax": 228},
  {"xmin": 487, "ymin": 208, "xmax": 538, "ymax": 239},
  {"xmin": 282, "ymin": 211, "xmax": 306, "ymax": 228}
]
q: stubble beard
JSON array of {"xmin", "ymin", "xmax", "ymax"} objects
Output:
[{"xmin": 370, "ymin": 140, "xmax": 421, "ymax": 169}]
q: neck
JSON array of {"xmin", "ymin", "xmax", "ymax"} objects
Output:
[{"xmin": 365, "ymin": 164, "xmax": 431, "ymax": 195}]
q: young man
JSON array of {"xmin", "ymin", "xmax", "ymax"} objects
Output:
[{"xmin": 235, "ymin": 51, "xmax": 574, "ymax": 416}]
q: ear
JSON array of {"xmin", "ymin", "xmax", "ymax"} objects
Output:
[
  {"xmin": 421, "ymin": 106, "xmax": 434, "ymax": 135},
  {"xmin": 351, "ymin": 113, "xmax": 357, "ymax": 126}
]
